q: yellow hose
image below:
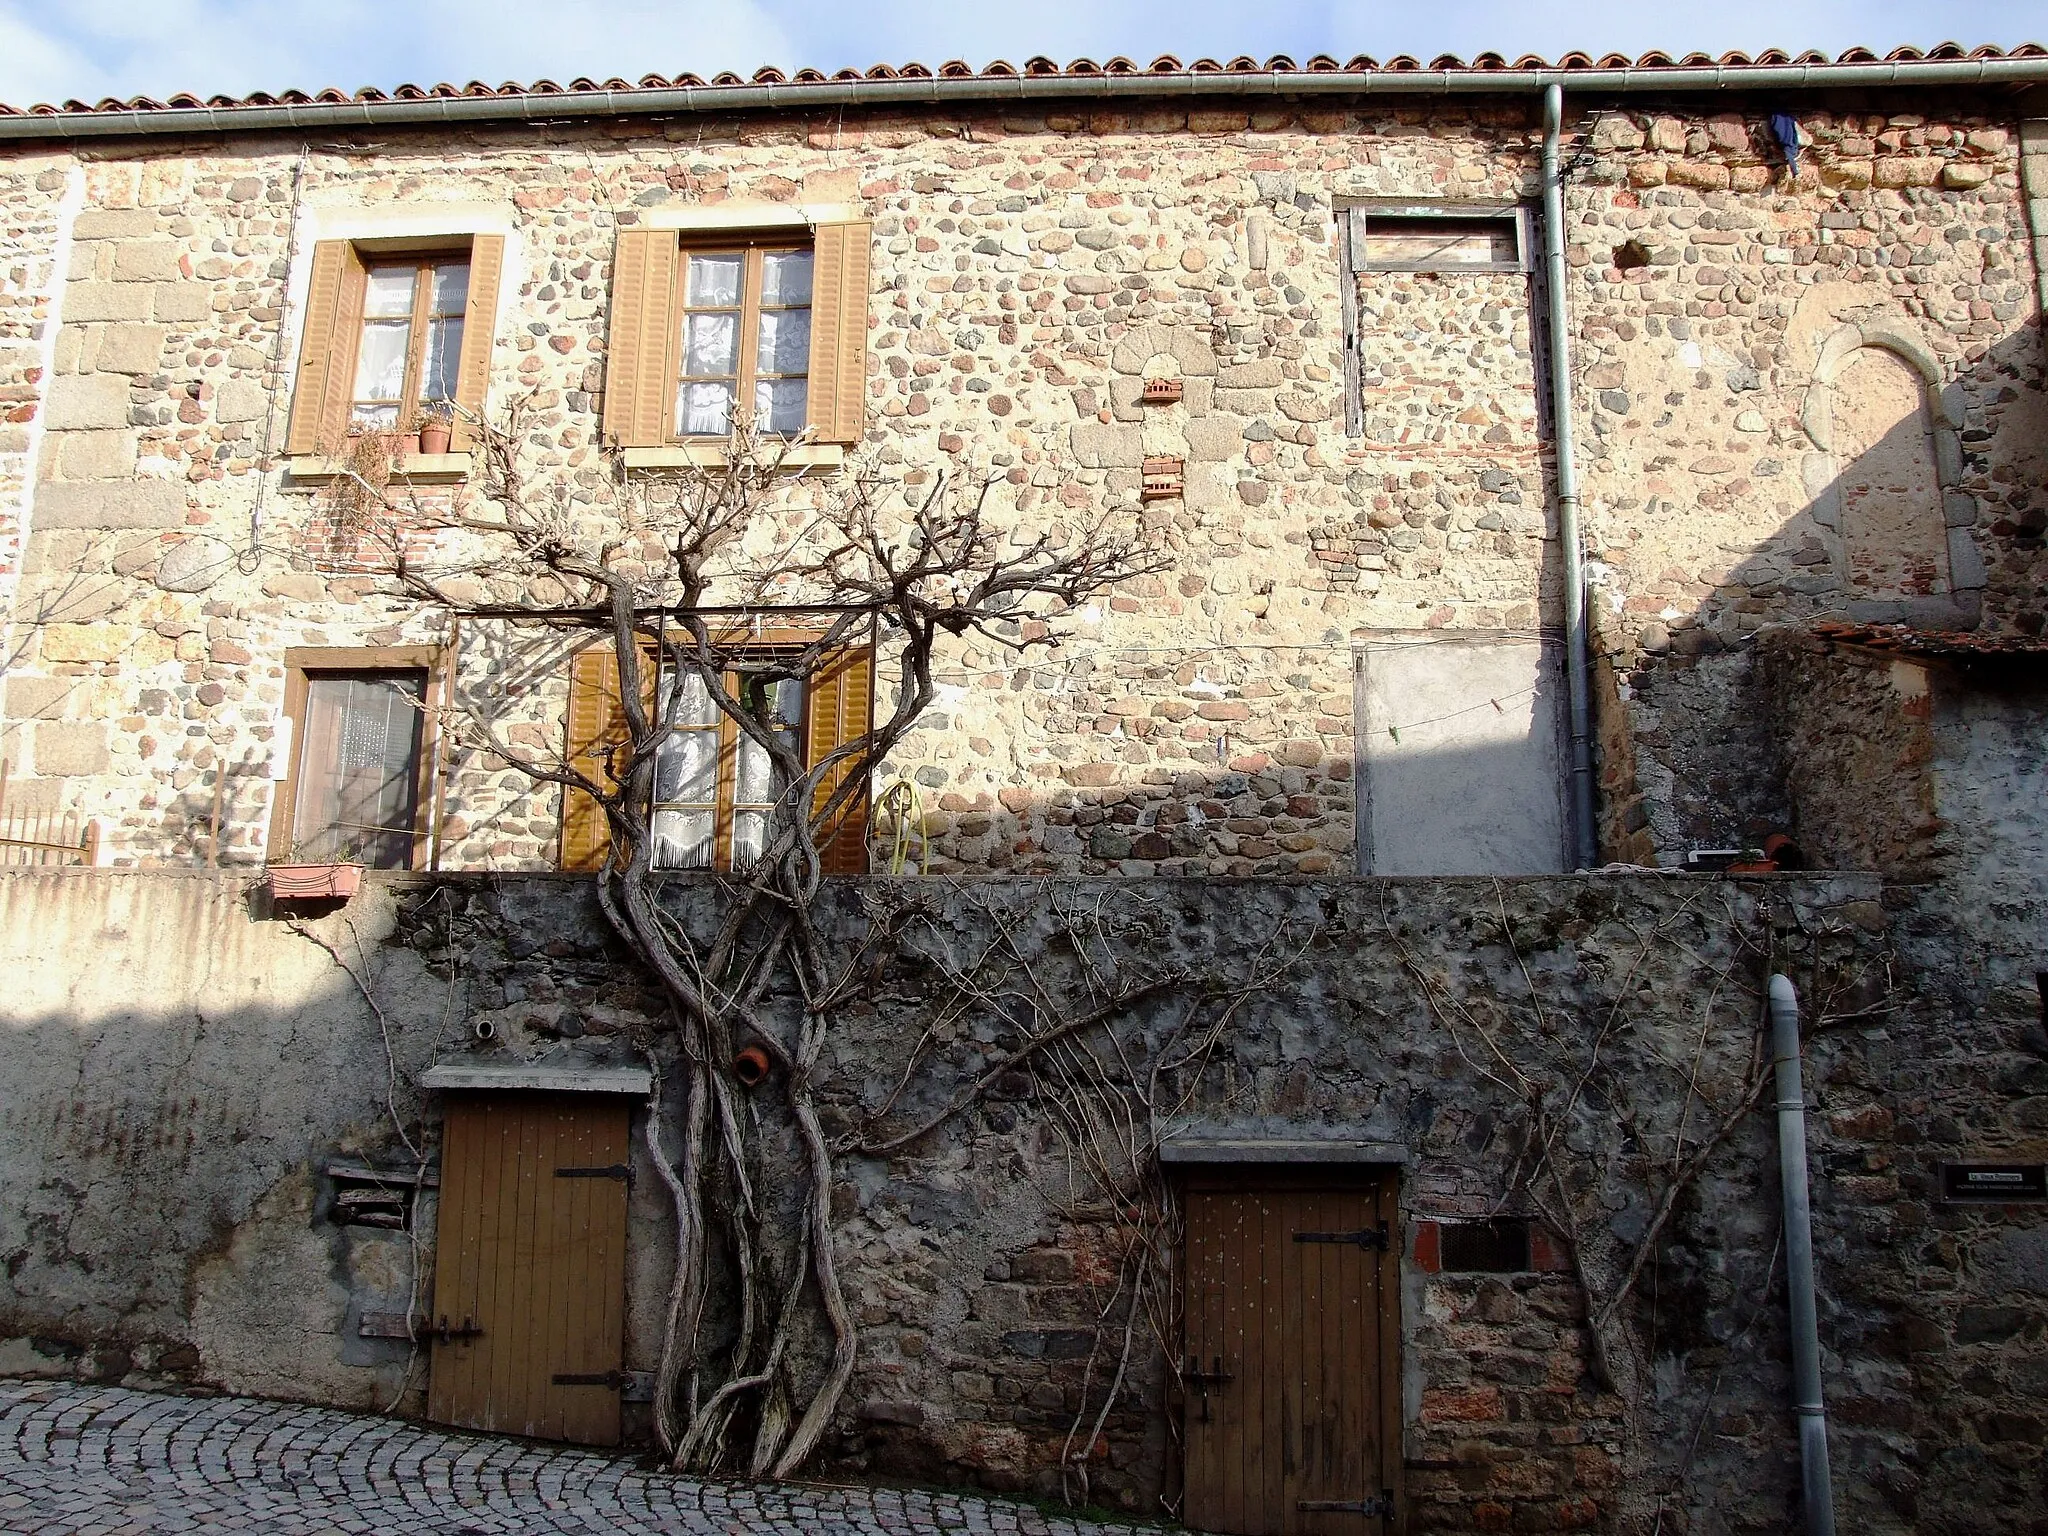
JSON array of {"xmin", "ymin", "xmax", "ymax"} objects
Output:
[{"xmin": 878, "ymin": 780, "xmax": 927, "ymax": 876}]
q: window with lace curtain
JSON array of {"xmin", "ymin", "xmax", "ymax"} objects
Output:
[
  {"xmin": 674, "ymin": 240, "xmax": 814, "ymax": 438},
  {"xmin": 270, "ymin": 646, "xmax": 443, "ymax": 869},
  {"xmin": 560, "ymin": 637, "xmax": 872, "ymax": 876}
]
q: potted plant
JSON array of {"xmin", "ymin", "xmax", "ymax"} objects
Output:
[
  {"xmin": 418, "ymin": 401, "xmax": 454, "ymax": 456},
  {"xmin": 396, "ymin": 410, "xmax": 425, "ymax": 459}
]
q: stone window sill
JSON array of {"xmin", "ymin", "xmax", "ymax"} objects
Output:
[
  {"xmin": 620, "ymin": 444, "xmax": 845, "ymax": 473},
  {"xmin": 287, "ymin": 452, "xmax": 473, "ymax": 484}
]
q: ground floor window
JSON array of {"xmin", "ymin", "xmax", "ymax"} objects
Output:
[
  {"xmin": 272, "ymin": 646, "xmax": 441, "ymax": 869},
  {"xmin": 561, "ymin": 637, "xmax": 871, "ymax": 876}
]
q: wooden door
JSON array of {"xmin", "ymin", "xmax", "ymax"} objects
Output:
[
  {"xmin": 1182, "ymin": 1172, "xmax": 1401, "ymax": 1535},
  {"xmin": 427, "ymin": 1092, "xmax": 631, "ymax": 1446}
]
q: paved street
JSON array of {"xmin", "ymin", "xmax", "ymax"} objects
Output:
[{"xmin": 0, "ymin": 1380, "xmax": 1143, "ymax": 1536}]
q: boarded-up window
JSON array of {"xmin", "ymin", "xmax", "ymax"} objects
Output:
[
  {"xmin": 603, "ymin": 222, "xmax": 871, "ymax": 448},
  {"xmin": 560, "ymin": 640, "xmax": 872, "ymax": 875},
  {"xmin": 1353, "ymin": 633, "xmax": 1568, "ymax": 875},
  {"xmin": 1346, "ymin": 205, "xmax": 1526, "ymax": 273}
]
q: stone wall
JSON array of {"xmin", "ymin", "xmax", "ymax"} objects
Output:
[
  {"xmin": 1757, "ymin": 630, "xmax": 1941, "ymax": 876},
  {"xmin": 0, "ymin": 156, "xmax": 74, "ymax": 688},
  {"xmin": 3, "ymin": 868, "xmax": 2045, "ymax": 1533},
  {"xmin": 0, "ymin": 94, "xmax": 2041, "ymax": 873}
]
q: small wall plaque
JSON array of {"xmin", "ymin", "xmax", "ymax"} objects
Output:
[
  {"xmin": 1941, "ymin": 1163, "xmax": 2048, "ymax": 1202},
  {"xmin": 1141, "ymin": 378, "xmax": 1184, "ymax": 404}
]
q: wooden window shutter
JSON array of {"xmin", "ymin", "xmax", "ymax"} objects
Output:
[
  {"xmin": 806, "ymin": 644, "xmax": 874, "ymax": 874},
  {"xmin": 602, "ymin": 228, "xmax": 681, "ymax": 448},
  {"xmin": 560, "ymin": 643, "xmax": 655, "ymax": 872},
  {"xmin": 805, "ymin": 221, "xmax": 872, "ymax": 445},
  {"xmin": 285, "ymin": 240, "xmax": 367, "ymax": 456},
  {"xmin": 450, "ymin": 234, "xmax": 505, "ymax": 451}
]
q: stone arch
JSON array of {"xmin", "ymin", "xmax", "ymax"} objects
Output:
[
  {"xmin": 1108, "ymin": 324, "xmax": 1218, "ymax": 378},
  {"xmin": 1799, "ymin": 322, "xmax": 1982, "ymax": 618}
]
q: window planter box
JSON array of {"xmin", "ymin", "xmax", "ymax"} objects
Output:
[{"xmin": 267, "ymin": 863, "xmax": 364, "ymax": 901}]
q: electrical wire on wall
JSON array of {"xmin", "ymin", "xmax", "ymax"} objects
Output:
[{"xmin": 240, "ymin": 145, "xmax": 311, "ymax": 576}]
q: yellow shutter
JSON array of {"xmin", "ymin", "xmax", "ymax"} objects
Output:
[
  {"xmin": 285, "ymin": 240, "xmax": 367, "ymax": 456},
  {"xmin": 450, "ymin": 234, "xmax": 505, "ymax": 451},
  {"xmin": 559, "ymin": 644, "xmax": 633, "ymax": 872},
  {"xmin": 806, "ymin": 644, "xmax": 874, "ymax": 875},
  {"xmin": 805, "ymin": 221, "xmax": 872, "ymax": 445},
  {"xmin": 602, "ymin": 228, "xmax": 680, "ymax": 448}
]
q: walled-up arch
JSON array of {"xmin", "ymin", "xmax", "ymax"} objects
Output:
[{"xmin": 1801, "ymin": 322, "xmax": 1984, "ymax": 624}]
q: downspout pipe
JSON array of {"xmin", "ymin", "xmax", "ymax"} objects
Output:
[
  {"xmin": 1769, "ymin": 974, "xmax": 1836, "ymax": 1536},
  {"xmin": 1540, "ymin": 83, "xmax": 1599, "ymax": 869}
]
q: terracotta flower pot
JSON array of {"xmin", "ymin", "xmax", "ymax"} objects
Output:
[
  {"xmin": 397, "ymin": 431, "xmax": 422, "ymax": 457},
  {"xmin": 267, "ymin": 863, "xmax": 364, "ymax": 900},
  {"xmin": 419, "ymin": 420, "xmax": 453, "ymax": 455}
]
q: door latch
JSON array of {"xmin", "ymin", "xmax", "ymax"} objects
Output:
[
  {"xmin": 1298, "ymin": 1493, "xmax": 1396, "ymax": 1518},
  {"xmin": 556, "ymin": 1164, "xmax": 632, "ymax": 1185},
  {"xmin": 1293, "ymin": 1222, "xmax": 1389, "ymax": 1252},
  {"xmin": 1184, "ymin": 1354, "xmax": 1233, "ymax": 1423}
]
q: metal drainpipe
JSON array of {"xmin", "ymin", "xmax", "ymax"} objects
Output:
[
  {"xmin": 1540, "ymin": 83, "xmax": 1599, "ymax": 868},
  {"xmin": 1769, "ymin": 974, "xmax": 1837, "ymax": 1536}
]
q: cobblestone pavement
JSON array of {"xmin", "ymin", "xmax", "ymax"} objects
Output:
[{"xmin": 0, "ymin": 1380, "xmax": 1146, "ymax": 1536}]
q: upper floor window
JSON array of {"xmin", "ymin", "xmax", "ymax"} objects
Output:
[
  {"xmin": 602, "ymin": 221, "xmax": 872, "ymax": 453},
  {"xmin": 351, "ymin": 256, "xmax": 471, "ymax": 431},
  {"xmin": 677, "ymin": 242, "xmax": 814, "ymax": 438},
  {"xmin": 1345, "ymin": 203, "xmax": 1528, "ymax": 274},
  {"xmin": 285, "ymin": 235, "xmax": 505, "ymax": 458}
]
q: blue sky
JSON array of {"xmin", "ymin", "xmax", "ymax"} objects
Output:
[{"xmin": 1, "ymin": 0, "xmax": 2042, "ymax": 108}]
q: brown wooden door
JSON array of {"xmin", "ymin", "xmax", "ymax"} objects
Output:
[
  {"xmin": 1183, "ymin": 1173, "xmax": 1401, "ymax": 1536},
  {"xmin": 427, "ymin": 1092, "xmax": 631, "ymax": 1446}
]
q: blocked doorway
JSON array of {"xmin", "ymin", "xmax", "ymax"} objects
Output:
[
  {"xmin": 1180, "ymin": 1167, "xmax": 1402, "ymax": 1535},
  {"xmin": 425, "ymin": 1089, "xmax": 632, "ymax": 1446}
]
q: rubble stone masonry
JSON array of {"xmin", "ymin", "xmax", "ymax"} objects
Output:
[
  {"xmin": 2, "ymin": 869, "xmax": 2043, "ymax": 1536},
  {"xmin": 0, "ymin": 95, "xmax": 2041, "ymax": 877}
]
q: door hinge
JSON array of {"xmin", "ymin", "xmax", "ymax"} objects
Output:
[
  {"xmin": 551, "ymin": 1370, "xmax": 629, "ymax": 1390},
  {"xmin": 1298, "ymin": 1493, "xmax": 1396, "ymax": 1518},
  {"xmin": 1294, "ymin": 1221, "xmax": 1389, "ymax": 1252},
  {"xmin": 427, "ymin": 1315, "xmax": 483, "ymax": 1344},
  {"xmin": 556, "ymin": 1164, "xmax": 632, "ymax": 1184}
]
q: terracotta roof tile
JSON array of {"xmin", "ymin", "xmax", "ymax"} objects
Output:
[{"xmin": 4, "ymin": 45, "xmax": 2045, "ymax": 119}]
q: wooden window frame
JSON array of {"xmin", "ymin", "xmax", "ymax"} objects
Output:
[
  {"xmin": 348, "ymin": 250, "xmax": 473, "ymax": 431},
  {"xmin": 270, "ymin": 645, "xmax": 446, "ymax": 868},
  {"xmin": 1343, "ymin": 201, "xmax": 1531, "ymax": 275},
  {"xmin": 671, "ymin": 234, "xmax": 815, "ymax": 444},
  {"xmin": 650, "ymin": 649, "xmax": 811, "ymax": 872},
  {"xmin": 561, "ymin": 628, "xmax": 873, "ymax": 876},
  {"xmin": 286, "ymin": 232, "xmax": 504, "ymax": 460}
]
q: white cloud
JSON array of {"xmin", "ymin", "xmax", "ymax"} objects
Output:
[{"xmin": 0, "ymin": 0, "xmax": 2040, "ymax": 107}]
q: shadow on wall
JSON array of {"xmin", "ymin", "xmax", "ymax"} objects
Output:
[
  {"xmin": 0, "ymin": 870, "xmax": 661, "ymax": 1408},
  {"xmin": 0, "ymin": 875, "xmax": 425, "ymax": 1399},
  {"xmin": 1596, "ymin": 313, "xmax": 2048, "ymax": 863}
]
